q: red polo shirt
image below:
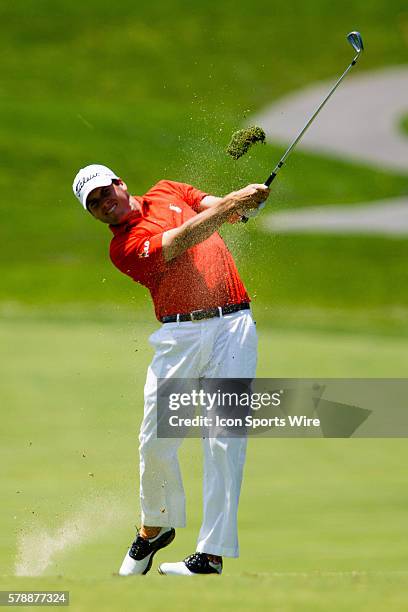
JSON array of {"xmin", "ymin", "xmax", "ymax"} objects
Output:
[{"xmin": 109, "ymin": 180, "xmax": 250, "ymax": 320}]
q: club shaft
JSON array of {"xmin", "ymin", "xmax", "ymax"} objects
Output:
[{"xmin": 264, "ymin": 52, "xmax": 359, "ymax": 187}]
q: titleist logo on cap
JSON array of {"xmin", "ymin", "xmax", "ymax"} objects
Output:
[{"xmin": 75, "ymin": 172, "xmax": 100, "ymax": 196}]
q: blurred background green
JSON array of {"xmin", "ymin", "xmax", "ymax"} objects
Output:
[
  {"xmin": 1, "ymin": 0, "xmax": 408, "ymax": 329},
  {"xmin": 1, "ymin": 1, "xmax": 408, "ymax": 609}
]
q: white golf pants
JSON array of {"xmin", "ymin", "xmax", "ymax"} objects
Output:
[{"xmin": 139, "ymin": 309, "xmax": 257, "ymax": 558}]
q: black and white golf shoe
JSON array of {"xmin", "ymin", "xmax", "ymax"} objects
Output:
[
  {"xmin": 158, "ymin": 552, "xmax": 223, "ymax": 576},
  {"xmin": 119, "ymin": 527, "xmax": 175, "ymax": 576}
]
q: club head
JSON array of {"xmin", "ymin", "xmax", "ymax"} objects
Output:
[{"xmin": 347, "ymin": 31, "xmax": 364, "ymax": 54}]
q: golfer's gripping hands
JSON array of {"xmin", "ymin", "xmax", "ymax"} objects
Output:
[{"xmin": 162, "ymin": 184, "xmax": 270, "ymax": 261}]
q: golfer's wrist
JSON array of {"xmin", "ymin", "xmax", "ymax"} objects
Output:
[{"xmin": 216, "ymin": 193, "xmax": 243, "ymax": 217}]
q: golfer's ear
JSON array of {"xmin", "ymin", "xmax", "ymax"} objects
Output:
[{"xmin": 117, "ymin": 178, "xmax": 128, "ymax": 191}]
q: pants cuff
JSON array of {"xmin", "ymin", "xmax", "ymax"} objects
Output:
[
  {"xmin": 141, "ymin": 513, "xmax": 186, "ymax": 528},
  {"xmin": 196, "ymin": 541, "xmax": 239, "ymax": 558}
]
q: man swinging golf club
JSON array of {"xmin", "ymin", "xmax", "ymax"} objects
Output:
[{"xmin": 72, "ymin": 164, "xmax": 269, "ymax": 576}]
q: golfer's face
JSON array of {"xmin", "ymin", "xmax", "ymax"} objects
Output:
[{"xmin": 87, "ymin": 182, "xmax": 131, "ymax": 225}]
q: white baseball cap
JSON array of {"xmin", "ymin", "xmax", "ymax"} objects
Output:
[{"xmin": 72, "ymin": 164, "xmax": 119, "ymax": 210}]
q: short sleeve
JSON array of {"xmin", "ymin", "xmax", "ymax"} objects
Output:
[
  {"xmin": 110, "ymin": 229, "xmax": 166, "ymax": 283},
  {"xmin": 158, "ymin": 180, "xmax": 208, "ymax": 212}
]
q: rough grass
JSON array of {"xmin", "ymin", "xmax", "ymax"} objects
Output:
[
  {"xmin": 400, "ymin": 114, "xmax": 408, "ymax": 136},
  {"xmin": 1, "ymin": 0, "xmax": 408, "ymax": 321}
]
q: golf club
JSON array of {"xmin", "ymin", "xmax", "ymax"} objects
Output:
[{"xmin": 242, "ymin": 31, "xmax": 364, "ymax": 222}]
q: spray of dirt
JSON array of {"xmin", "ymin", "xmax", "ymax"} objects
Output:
[{"xmin": 14, "ymin": 493, "xmax": 129, "ymax": 577}]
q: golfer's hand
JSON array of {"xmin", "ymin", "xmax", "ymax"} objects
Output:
[{"xmin": 231, "ymin": 184, "xmax": 270, "ymax": 214}]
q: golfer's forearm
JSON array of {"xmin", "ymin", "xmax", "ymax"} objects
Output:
[
  {"xmin": 162, "ymin": 196, "xmax": 237, "ymax": 261},
  {"xmin": 199, "ymin": 195, "xmax": 242, "ymax": 224},
  {"xmin": 197, "ymin": 195, "xmax": 223, "ymax": 211}
]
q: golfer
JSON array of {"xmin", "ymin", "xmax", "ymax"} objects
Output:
[{"xmin": 72, "ymin": 164, "xmax": 269, "ymax": 576}]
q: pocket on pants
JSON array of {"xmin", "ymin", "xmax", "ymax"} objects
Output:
[{"xmin": 148, "ymin": 326, "xmax": 172, "ymax": 346}]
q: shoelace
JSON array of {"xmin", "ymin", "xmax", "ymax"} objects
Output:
[
  {"xmin": 129, "ymin": 532, "xmax": 151, "ymax": 559},
  {"xmin": 185, "ymin": 552, "xmax": 221, "ymax": 571}
]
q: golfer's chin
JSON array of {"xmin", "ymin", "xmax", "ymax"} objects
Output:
[{"xmin": 106, "ymin": 208, "xmax": 128, "ymax": 225}]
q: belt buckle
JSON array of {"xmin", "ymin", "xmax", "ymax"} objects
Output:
[{"xmin": 190, "ymin": 309, "xmax": 206, "ymax": 322}]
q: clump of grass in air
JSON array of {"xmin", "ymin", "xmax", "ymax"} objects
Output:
[{"xmin": 226, "ymin": 126, "xmax": 266, "ymax": 160}]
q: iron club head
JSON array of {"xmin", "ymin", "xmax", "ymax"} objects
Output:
[{"xmin": 347, "ymin": 31, "xmax": 364, "ymax": 55}]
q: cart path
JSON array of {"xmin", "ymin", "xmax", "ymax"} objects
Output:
[
  {"xmin": 253, "ymin": 66, "xmax": 408, "ymax": 172},
  {"xmin": 264, "ymin": 197, "xmax": 408, "ymax": 236}
]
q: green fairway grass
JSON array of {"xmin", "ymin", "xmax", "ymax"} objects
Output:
[
  {"xmin": 0, "ymin": 573, "xmax": 407, "ymax": 612},
  {"xmin": 1, "ymin": 315, "xmax": 408, "ymax": 611}
]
